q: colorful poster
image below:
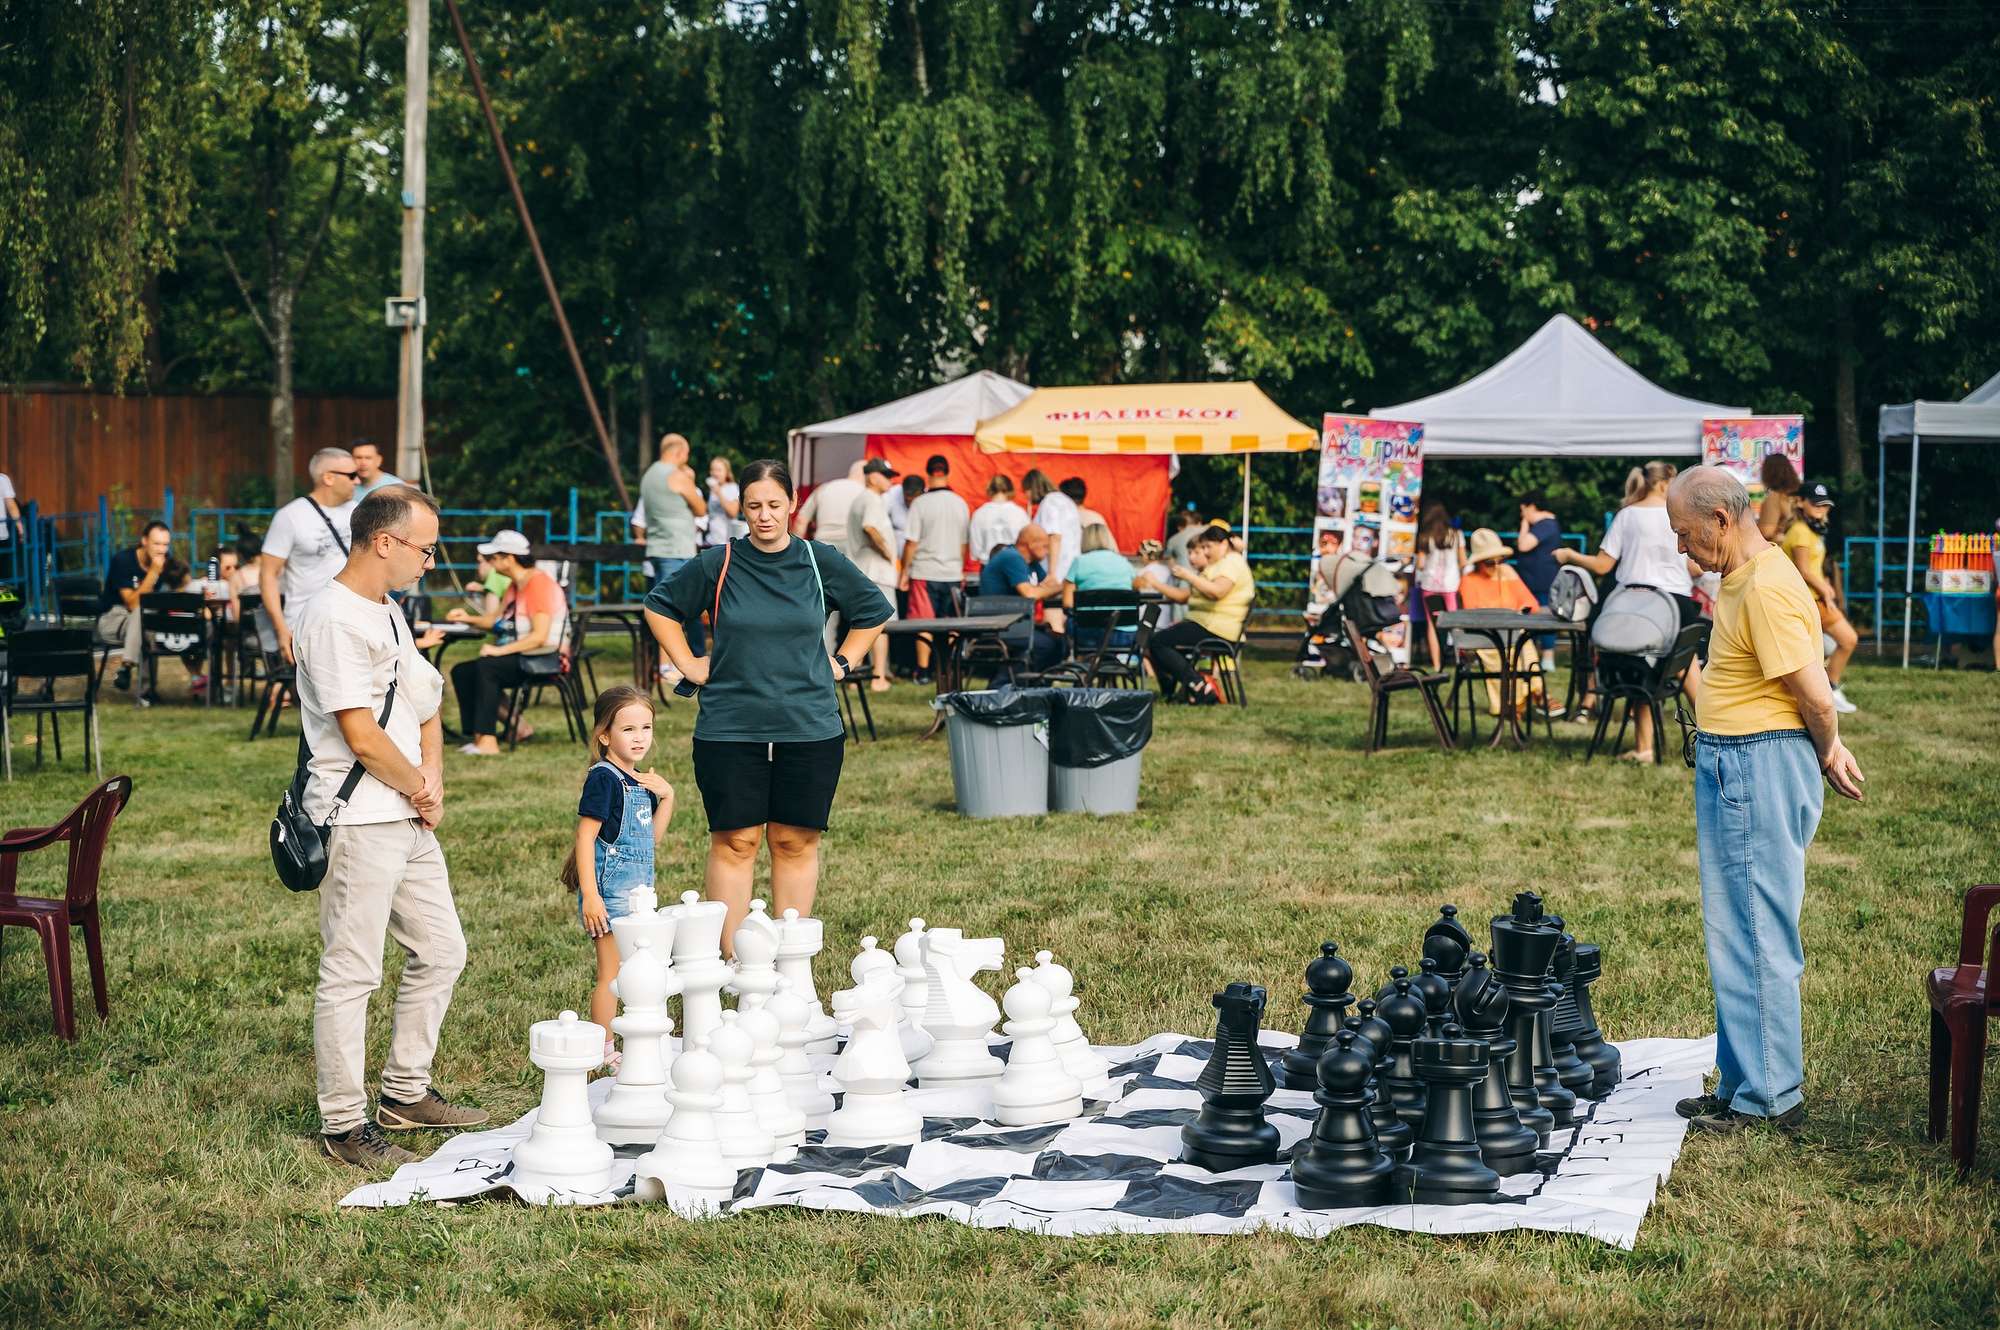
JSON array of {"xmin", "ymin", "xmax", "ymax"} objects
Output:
[
  {"xmin": 1701, "ymin": 417, "xmax": 1804, "ymax": 511},
  {"xmin": 1309, "ymin": 415, "xmax": 1424, "ymax": 663}
]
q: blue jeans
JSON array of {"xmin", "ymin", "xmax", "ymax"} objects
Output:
[
  {"xmin": 1693, "ymin": 729, "xmax": 1823, "ymax": 1117},
  {"xmin": 646, "ymin": 556, "xmax": 704, "ymax": 655}
]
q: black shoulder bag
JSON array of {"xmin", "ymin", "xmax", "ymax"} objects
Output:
[{"xmin": 271, "ymin": 614, "xmax": 400, "ymax": 892}]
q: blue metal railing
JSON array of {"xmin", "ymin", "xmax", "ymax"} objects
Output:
[
  {"xmin": 1248, "ymin": 524, "xmax": 1592, "ymax": 595},
  {"xmin": 1841, "ymin": 535, "xmax": 1931, "ymax": 647}
]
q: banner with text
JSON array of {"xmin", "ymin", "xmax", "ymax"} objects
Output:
[
  {"xmin": 1700, "ymin": 417, "xmax": 1804, "ymax": 510},
  {"xmin": 1308, "ymin": 415, "xmax": 1424, "ymax": 613}
]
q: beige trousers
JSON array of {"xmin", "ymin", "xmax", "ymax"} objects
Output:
[
  {"xmin": 94, "ymin": 605, "xmax": 145, "ymax": 666},
  {"xmin": 1476, "ymin": 641, "xmax": 1546, "ymax": 716},
  {"xmin": 314, "ymin": 819, "xmax": 465, "ymax": 1134}
]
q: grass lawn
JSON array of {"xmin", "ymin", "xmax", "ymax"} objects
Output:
[{"xmin": 1, "ymin": 648, "xmax": 1996, "ymax": 1328}]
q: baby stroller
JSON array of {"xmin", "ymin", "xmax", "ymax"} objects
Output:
[{"xmin": 1294, "ymin": 555, "xmax": 1407, "ymax": 684}]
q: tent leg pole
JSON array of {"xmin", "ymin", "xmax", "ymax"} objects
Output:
[
  {"xmin": 1874, "ymin": 440, "xmax": 1885, "ymax": 651},
  {"xmin": 1241, "ymin": 457, "xmax": 1252, "ymax": 553},
  {"xmin": 1901, "ymin": 435, "xmax": 1919, "ymax": 669}
]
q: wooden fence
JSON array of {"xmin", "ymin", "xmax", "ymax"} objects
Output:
[{"xmin": 0, "ymin": 385, "xmax": 398, "ymax": 515}]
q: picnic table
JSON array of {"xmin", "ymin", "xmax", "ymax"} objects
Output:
[
  {"xmin": 575, "ymin": 600, "xmax": 658, "ymax": 693},
  {"xmin": 885, "ymin": 612, "xmax": 1025, "ymax": 738},
  {"xmin": 1434, "ymin": 609, "xmax": 1582, "ymax": 750}
]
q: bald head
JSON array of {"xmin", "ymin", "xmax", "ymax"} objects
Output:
[
  {"xmin": 1017, "ymin": 522, "xmax": 1050, "ymax": 562},
  {"xmin": 1667, "ymin": 464, "xmax": 1752, "ymax": 573}
]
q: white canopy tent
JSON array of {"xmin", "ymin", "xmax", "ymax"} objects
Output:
[
  {"xmin": 1876, "ymin": 367, "xmax": 2000, "ymax": 665},
  {"xmin": 786, "ymin": 370, "xmax": 1033, "ymax": 486},
  {"xmin": 1371, "ymin": 314, "xmax": 1747, "ymax": 458}
]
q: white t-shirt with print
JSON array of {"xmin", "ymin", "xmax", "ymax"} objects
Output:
[
  {"xmin": 291, "ymin": 579, "xmax": 444, "ymax": 824},
  {"xmin": 1601, "ymin": 503, "xmax": 1692, "ymax": 596},
  {"xmin": 263, "ymin": 496, "xmax": 356, "ymax": 608}
]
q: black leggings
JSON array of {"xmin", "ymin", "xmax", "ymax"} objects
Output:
[
  {"xmin": 452, "ymin": 655, "xmax": 530, "ymax": 737},
  {"xmin": 1147, "ymin": 619, "xmax": 1217, "ymax": 697}
]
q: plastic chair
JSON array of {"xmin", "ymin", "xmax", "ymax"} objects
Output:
[
  {"xmin": 1584, "ymin": 623, "xmax": 1707, "ymax": 764},
  {"xmin": 137, "ymin": 591, "xmax": 209, "ymax": 700},
  {"xmin": 1345, "ymin": 616, "xmax": 1453, "ymax": 755},
  {"xmin": 1928, "ymin": 884, "xmax": 2000, "ymax": 1176},
  {"xmin": 0, "ymin": 775, "xmax": 134, "ymax": 1039},
  {"xmin": 247, "ymin": 607, "xmax": 297, "ymax": 739},
  {"xmin": 2, "ymin": 628, "xmax": 103, "ymax": 781}
]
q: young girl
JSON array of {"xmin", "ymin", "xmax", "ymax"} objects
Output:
[{"xmin": 559, "ymin": 685, "xmax": 675, "ymax": 1064}]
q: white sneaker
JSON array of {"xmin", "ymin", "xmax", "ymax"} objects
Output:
[{"xmin": 1829, "ymin": 686, "xmax": 1857, "ymax": 714}]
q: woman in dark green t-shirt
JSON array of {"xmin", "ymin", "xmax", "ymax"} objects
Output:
[{"xmin": 643, "ymin": 459, "xmax": 892, "ymax": 955}]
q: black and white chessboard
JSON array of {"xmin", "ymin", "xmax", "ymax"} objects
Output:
[{"xmin": 340, "ymin": 1029, "xmax": 1713, "ymax": 1249}]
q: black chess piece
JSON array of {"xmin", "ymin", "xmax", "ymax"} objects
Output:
[
  {"xmin": 1373, "ymin": 963, "xmax": 1411, "ymax": 1003},
  {"xmin": 1290, "ymin": 1030, "xmax": 1397, "ymax": 1209},
  {"xmin": 1411, "ymin": 958, "xmax": 1454, "ymax": 1038},
  {"xmin": 1180, "ymin": 982, "xmax": 1280, "ymax": 1171},
  {"xmin": 1346, "ymin": 1003, "xmax": 1413, "ymax": 1163},
  {"xmin": 1565, "ymin": 942, "xmax": 1622, "ymax": 1097},
  {"xmin": 1545, "ymin": 925, "xmax": 1597, "ymax": 1101},
  {"xmin": 1280, "ymin": 942, "xmax": 1354, "ymax": 1091},
  {"xmin": 1489, "ymin": 893, "xmax": 1561, "ymax": 1147},
  {"xmin": 1422, "ymin": 904, "xmax": 1475, "ymax": 984},
  {"xmin": 1377, "ymin": 975, "xmax": 1429, "ymax": 1131},
  {"xmin": 1395, "ymin": 1021, "xmax": 1502, "ymax": 1205},
  {"xmin": 1529, "ymin": 917, "xmax": 1579, "ymax": 1131},
  {"xmin": 1450, "ymin": 952, "xmax": 1540, "ymax": 1177}
]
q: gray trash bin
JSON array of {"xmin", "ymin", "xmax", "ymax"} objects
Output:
[
  {"xmin": 1047, "ymin": 689, "xmax": 1153, "ymax": 815},
  {"xmin": 939, "ymin": 689, "xmax": 1054, "ymax": 818}
]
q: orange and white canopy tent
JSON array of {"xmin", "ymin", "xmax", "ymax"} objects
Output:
[{"xmin": 973, "ymin": 381, "xmax": 1317, "ymax": 455}]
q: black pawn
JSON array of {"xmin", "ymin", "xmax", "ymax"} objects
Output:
[
  {"xmin": 1451, "ymin": 952, "xmax": 1540, "ymax": 1177},
  {"xmin": 1411, "ymin": 958, "xmax": 1454, "ymax": 1038},
  {"xmin": 1291, "ymin": 1030, "xmax": 1396, "ymax": 1209},
  {"xmin": 1566, "ymin": 942, "xmax": 1622, "ymax": 1096},
  {"xmin": 1347, "ymin": 1003, "xmax": 1413, "ymax": 1163},
  {"xmin": 1423, "ymin": 904, "xmax": 1475, "ymax": 984},
  {"xmin": 1280, "ymin": 942, "xmax": 1354, "ymax": 1091},
  {"xmin": 1377, "ymin": 976, "xmax": 1429, "ymax": 1131},
  {"xmin": 1490, "ymin": 894, "xmax": 1561, "ymax": 1147},
  {"xmin": 1373, "ymin": 963, "xmax": 1411, "ymax": 1004},
  {"xmin": 1530, "ymin": 917, "xmax": 1578, "ymax": 1131},
  {"xmin": 1397, "ymin": 1022, "xmax": 1502, "ymax": 1205},
  {"xmin": 1546, "ymin": 926, "xmax": 1597, "ymax": 1101},
  {"xmin": 1180, "ymin": 982, "xmax": 1279, "ymax": 1172}
]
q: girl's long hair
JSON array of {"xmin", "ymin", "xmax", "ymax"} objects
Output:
[
  {"xmin": 559, "ymin": 684, "xmax": 655, "ymax": 894},
  {"xmin": 1418, "ymin": 502, "xmax": 1453, "ymax": 552},
  {"xmin": 1622, "ymin": 460, "xmax": 1677, "ymax": 507}
]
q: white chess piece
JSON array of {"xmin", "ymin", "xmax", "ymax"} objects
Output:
[
  {"xmin": 609, "ymin": 885, "xmax": 677, "ymax": 964},
  {"xmin": 709, "ymin": 1011, "xmax": 779, "ymax": 1168},
  {"xmin": 892, "ymin": 918, "xmax": 930, "ymax": 1033},
  {"xmin": 739, "ymin": 898, "xmax": 782, "ymax": 951},
  {"xmin": 851, "ymin": 935, "xmax": 933, "ymax": 1065},
  {"xmin": 776, "ymin": 909, "xmax": 839, "ymax": 1054},
  {"xmin": 823, "ymin": 978, "xmax": 922, "ymax": 1148},
  {"xmin": 594, "ymin": 939, "xmax": 679, "ymax": 1145},
  {"xmin": 671, "ymin": 891, "xmax": 734, "ymax": 1054},
  {"xmin": 767, "ymin": 977, "xmax": 835, "ymax": 1126},
  {"xmin": 728, "ymin": 917, "xmax": 782, "ymax": 1011},
  {"xmin": 991, "ymin": 968, "xmax": 1085, "ymax": 1126},
  {"xmin": 632, "ymin": 1042, "xmax": 738, "ymax": 1215},
  {"xmin": 911, "ymin": 928, "xmax": 1005, "ymax": 1087},
  {"xmin": 1030, "ymin": 949, "xmax": 1109, "ymax": 1085},
  {"xmin": 511, "ymin": 1011, "xmax": 615, "ymax": 1194},
  {"xmin": 739, "ymin": 1006, "xmax": 807, "ymax": 1154}
]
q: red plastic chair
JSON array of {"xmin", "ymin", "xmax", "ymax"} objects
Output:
[
  {"xmin": 1928, "ymin": 884, "xmax": 2000, "ymax": 1175},
  {"xmin": 0, "ymin": 775, "xmax": 134, "ymax": 1040}
]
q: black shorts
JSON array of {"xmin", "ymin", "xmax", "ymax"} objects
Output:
[
  {"xmin": 692, "ymin": 736, "xmax": 846, "ymax": 833},
  {"xmin": 920, "ymin": 580, "xmax": 965, "ymax": 617}
]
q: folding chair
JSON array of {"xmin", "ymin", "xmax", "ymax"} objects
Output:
[
  {"xmin": 1067, "ymin": 589, "xmax": 1144, "ymax": 686},
  {"xmin": 2, "ymin": 628, "xmax": 103, "ymax": 780},
  {"xmin": 137, "ymin": 591, "xmax": 208, "ymax": 702},
  {"xmin": 1186, "ymin": 631, "xmax": 1249, "ymax": 707}
]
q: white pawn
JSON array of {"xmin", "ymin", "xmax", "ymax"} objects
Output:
[
  {"xmin": 852, "ymin": 935, "xmax": 933, "ymax": 1065},
  {"xmin": 892, "ymin": 918, "xmax": 930, "ymax": 1032},
  {"xmin": 768, "ymin": 977, "xmax": 834, "ymax": 1126},
  {"xmin": 739, "ymin": 1006, "xmax": 807, "ymax": 1154},
  {"xmin": 594, "ymin": 939, "xmax": 678, "ymax": 1145},
  {"xmin": 633, "ymin": 1042, "xmax": 737, "ymax": 1215},
  {"xmin": 912, "ymin": 929, "xmax": 1004, "ymax": 1087},
  {"xmin": 776, "ymin": 909, "xmax": 839, "ymax": 1054},
  {"xmin": 728, "ymin": 916, "xmax": 781, "ymax": 1011},
  {"xmin": 991, "ymin": 968, "xmax": 1085, "ymax": 1126},
  {"xmin": 823, "ymin": 978, "xmax": 922, "ymax": 1148},
  {"xmin": 709, "ymin": 1011, "xmax": 778, "ymax": 1168},
  {"xmin": 1030, "ymin": 949, "xmax": 1109, "ymax": 1085},
  {"xmin": 511, "ymin": 1011, "xmax": 615, "ymax": 1195},
  {"xmin": 609, "ymin": 884, "xmax": 677, "ymax": 964},
  {"xmin": 671, "ymin": 891, "xmax": 734, "ymax": 1054}
]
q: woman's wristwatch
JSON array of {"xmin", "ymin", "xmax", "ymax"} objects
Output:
[{"xmin": 832, "ymin": 653, "xmax": 851, "ymax": 680}]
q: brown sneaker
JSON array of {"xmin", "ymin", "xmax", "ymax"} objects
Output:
[
  {"xmin": 322, "ymin": 1122, "xmax": 420, "ymax": 1169},
  {"xmin": 377, "ymin": 1087, "xmax": 491, "ymax": 1132}
]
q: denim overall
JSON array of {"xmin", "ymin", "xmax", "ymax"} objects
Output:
[{"xmin": 581, "ymin": 761, "xmax": 655, "ymax": 922}]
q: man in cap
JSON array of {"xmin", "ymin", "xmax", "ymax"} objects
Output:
[
  {"xmin": 442, "ymin": 529, "xmax": 568, "ymax": 755},
  {"xmin": 842, "ymin": 458, "xmax": 901, "ymax": 690}
]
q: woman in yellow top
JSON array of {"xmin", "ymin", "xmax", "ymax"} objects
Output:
[
  {"xmin": 1779, "ymin": 481, "xmax": 1857, "ymax": 714},
  {"xmin": 1135, "ymin": 525, "xmax": 1254, "ymax": 704}
]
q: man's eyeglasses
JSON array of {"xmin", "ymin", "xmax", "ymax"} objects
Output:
[
  {"xmin": 382, "ymin": 532, "xmax": 438, "ymax": 563},
  {"xmin": 326, "ymin": 470, "xmax": 360, "ymax": 481},
  {"xmin": 1674, "ymin": 695, "xmax": 1698, "ymax": 769}
]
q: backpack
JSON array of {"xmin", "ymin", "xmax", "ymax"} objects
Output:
[
  {"xmin": 1590, "ymin": 584, "xmax": 1679, "ymax": 662},
  {"xmin": 1547, "ymin": 565, "xmax": 1598, "ymax": 623},
  {"xmin": 1338, "ymin": 558, "xmax": 1404, "ymax": 637}
]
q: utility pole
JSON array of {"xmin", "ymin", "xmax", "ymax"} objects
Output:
[{"xmin": 393, "ymin": 0, "xmax": 429, "ymax": 485}]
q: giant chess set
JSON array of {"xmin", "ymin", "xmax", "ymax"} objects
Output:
[{"xmin": 342, "ymin": 888, "xmax": 1713, "ymax": 1248}]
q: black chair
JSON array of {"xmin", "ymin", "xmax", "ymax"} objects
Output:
[
  {"xmin": 958, "ymin": 594, "xmax": 1066, "ymax": 687},
  {"xmin": 1186, "ymin": 630, "xmax": 1249, "ymax": 707},
  {"xmin": 53, "ymin": 575, "xmax": 101, "ymax": 628},
  {"xmin": 247, "ymin": 607, "xmax": 296, "ymax": 739},
  {"xmin": 505, "ymin": 652, "xmax": 588, "ymax": 751},
  {"xmin": 2, "ymin": 629, "xmax": 103, "ymax": 780},
  {"xmin": 1091, "ymin": 603, "xmax": 1161, "ymax": 689},
  {"xmin": 1067, "ymin": 590, "xmax": 1144, "ymax": 685},
  {"xmin": 231, "ymin": 591, "xmax": 265, "ymax": 705},
  {"xmin": 137, "ymin": 591, "xmax": 208, "ymax": 701},
  {"xmin": 1584, "ymin": 623, "xmax": 1709, "ymax": 764},
  {"xmin": 1345, "ymin": 616, "xmax": 1453, "ymax": 755},
  {"xmin": 840, "ymin": 663, "xmax": 878, "ymax": 742}
]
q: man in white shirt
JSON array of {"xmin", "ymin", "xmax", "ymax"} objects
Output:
[
  {"xmin": 843, "ymin": 458, "xmax": 900, "ymax": 690},
  {"xmin": 294, "ymin": 483, "xmax": 486, "ymax": 1169},
  {"xmin": 260, "ymin": 447, "xmax": 359, "ymax": 663},
  {"xmin": 901, "ymin": 454, "xmax": 972, "ymax": 674},
  {"xmin": 792, "ymin": 459, "xmax": 866, "ymax": 548},
  {"xmin": 350, "ymin": 440, "xmax": 403, "ymax": 501},
  {"xmin": 968, "ymin": 474, "xmax": 1028, "ymax": 567}
]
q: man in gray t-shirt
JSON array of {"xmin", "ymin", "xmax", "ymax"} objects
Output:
[
  {"xmin": 899, "ymin": 454, "xmax": 971, "ymax": 675},
  {"xmin": 638, "ymin": 432, "xmax": 708, "ymax": 656}
]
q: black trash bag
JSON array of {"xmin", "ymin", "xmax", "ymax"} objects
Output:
[
  {"xmin": 937, "ymin": 687, "xmax": 1057, "ymax": 727},
  {"xmin": 1047, "ymin": 689, "xmax": 1154, "ymax": 768}
]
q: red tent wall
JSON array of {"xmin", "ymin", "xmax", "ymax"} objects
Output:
[{"xmin": 864, "ymin": 434, "xmax": 1172, "ymax": 553}]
